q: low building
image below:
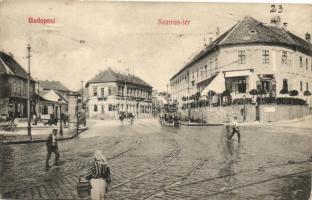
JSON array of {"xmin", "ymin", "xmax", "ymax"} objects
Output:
[
  {"xmin": 169, "ymin": 16, "xmax": 312, "ymax": 108},
  {"xmin": 152, "ymin": 91, "xmax": 170, "ymax": 116},
  {"xmin": 0, "ymin": 51, "xmax": 36, "ymax": 118},
  {"xmin": 86, "ymin": 68, "xmax": 153, "ymax": 119},
  {"xmin": 36, "ymin": 80, "xmax": 71, "ymax": 120}
]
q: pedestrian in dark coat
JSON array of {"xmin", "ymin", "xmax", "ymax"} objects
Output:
[{"xmin": 46, "ymin": 129, "xmax": 60, "ymax": 169}]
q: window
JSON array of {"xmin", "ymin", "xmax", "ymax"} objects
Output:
[
  {"xmin": 94, "ymin": 105, "xmax": 98, "ymax": 112},
  {"xmin": 43, "ymin": 106, "xmax": 48, "ymax": 115},
  {"xmin": 191, "ymin": 80, "xmax": 195, "ymax": 87},
  {"xmin": 299, "ymin": 56, "xmax": 303, "ymax": 68},
  {"xmin": 238, "ymin": 51, "xmax": 246, "ymax": 64},
  {"xmin": 192, "ymin": 71, "xmax": 194, "ymax": 79},
  {"xmin": 108, "ymin": 104, "xmax": 115, "ymax": 111},
  {"xmin": 281, "ymin": 51, "xmax": 287, "ymax": 64},
  {"xmin": 262, "ymin": 50, "xmax": 270, "ymax": 64},
  {"xmin": 209, "ymin": 58, "xmax": 213, "ymax": 71},
  {"xmin": 282, "ymin": 79, "xmax": 288, "ymax": 91},
  {"xmin": 13, "ymin": 82, "xmax": 17, "ymax": 93},
  {"xmin": 215, "ymin": 56, "xmax": 218, "ymax": 69},
  {"xmin": 306, "ymin": 58, "xmax": 309, "ymax": 70},
  {"xmin": 300, "ymin": 81, "xmax": 303, "ymax": 91},
  {"xmin": 93, "ymin": 87, "xmax": 97, "ymax": 96},
  {"xmin": 225, "ymin": 76, "xmax": 248, "ymax": 94},
  {"xmin": 101, "ymin": 87, "xmax": 104, "ymax": 96},
  {"xmin": 204, "ymin": 65, "xmax": 207, "ymax": 72},
  {"xmin": 196, "ymin": 69, "xmax": 198, "ymax": 78},
  {"xmin": 306, "ymin": 82, "xmax": 309, "ymax": 91},
  {"xmin": 249, "ymin": 30, "xmax": 257, "ymax": 35}
]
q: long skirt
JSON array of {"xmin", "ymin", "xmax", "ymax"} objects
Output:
[{"xmin": 91, "ymin": 179, "xmax": 107, "ymax": 200}]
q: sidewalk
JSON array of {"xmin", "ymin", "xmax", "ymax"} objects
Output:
[
  {"xmin": 0, "ymin": 126, "xmax": 88, "ymax": 145},
  {"xmin": 181, "ymin": 115, "xmax": 312, "ymax": 129}
]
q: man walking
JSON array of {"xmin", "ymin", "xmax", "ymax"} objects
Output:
[
  {"xmin": 228, "ymin": 116, "xmax": 241, "ymax": 142},
  {"xmin": 46, "ymin": 128, "xmax": 60, "ymax": 169}
]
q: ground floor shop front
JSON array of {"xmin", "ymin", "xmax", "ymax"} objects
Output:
[{"xmin": 87, "ymin": 96, "xmax": 153, "ymax": 119}]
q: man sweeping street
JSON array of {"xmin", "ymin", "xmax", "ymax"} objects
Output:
[{"xmin": 46, "ymin": 128, "xmax": 60, "ymax": 170}]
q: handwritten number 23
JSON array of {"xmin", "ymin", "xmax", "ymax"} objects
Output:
[{"xmin": 270, "ymin": 5, "xmax": 283, "ymax": 13}]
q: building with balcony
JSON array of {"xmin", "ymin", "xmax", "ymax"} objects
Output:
[
  {"xmin": 169, "ymin": 16, "xmax": 312, "ymax": 108},
  {"xmin": 0, "ymin": 51, "xmax": 36, "ymax": 118},
  {"xmin": 86, "ymin": 68, "xmax": 153, "ymax": 119}
]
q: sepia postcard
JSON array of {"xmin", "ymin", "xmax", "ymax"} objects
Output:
[{"xmin": 0, "ymin": 0, "xmax": 311, "ymax": 199}]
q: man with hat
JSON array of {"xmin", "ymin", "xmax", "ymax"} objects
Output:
[{"xmin": 46, "ymin": 128, "xmax": 60, "ymax": 169}]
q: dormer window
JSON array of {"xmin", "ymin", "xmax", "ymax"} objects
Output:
[{"xmin": 249, "ymin": 30, "xmax": 257, "ymax": 35}]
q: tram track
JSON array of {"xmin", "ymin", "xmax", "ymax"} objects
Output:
[
  {"xmin": 154, "ymin": 158, "xmax": 312, "ymax": 199},
  {"xmin": 107, "ymin": 126, "xmax": 212, "ymax": 200}
]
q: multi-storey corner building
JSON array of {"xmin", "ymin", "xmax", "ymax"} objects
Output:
[
  {"xmin": 169, "ymin": 17, "xmax": 312, "ymax": 108},
  {"xmin": 0, "ymin": 52, "xmax": 36, "ymax": 118},
  {"xmin": 86, "ymin": 68, "xmax": 153, "ymax": 119}
]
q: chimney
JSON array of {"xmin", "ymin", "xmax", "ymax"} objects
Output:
[
  {"xmin": 270, "ymin": 15, "xmax": 281, "ymax": 26},
  {"xmin": 216, "ymin": 26, "xmax": 220, "ymax": 37},
  {"xmin": 305, "ymin": 33, "xmax": 311, "ymax": 43},
  {"xmin": 282, "ymin": 22, "xmax": 288, "ymax": 30},
  {"xmin": 209, "ymin": 37, "xmax": 213, "ymax": 44}
]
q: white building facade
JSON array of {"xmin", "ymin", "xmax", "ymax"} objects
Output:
[
  {"xmin": 86, "ymin": 68, "xmax": 153, "ymax": 119},
  {"xmin": 169, "ymin": 17, "xmax": 312, "ymax": 108}
]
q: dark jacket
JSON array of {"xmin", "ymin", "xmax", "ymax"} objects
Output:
[{"xmin": 46, "ymin": 134, "xmax": 58, "ymax": 150}]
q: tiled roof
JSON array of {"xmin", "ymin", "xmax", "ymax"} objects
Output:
[
  {"xmin": 0, "ymin": 51, "xmax": 36, "ymax": 81},
  {"xmin": 170, "ymin": 16, "xmax": 312, "ymax": 80},
  {"xmin": 86, "ymin": 68, "xmax": 152, "ymax": 88},
  {"xmin": 39, "ymin": 80, "xmax": 72, "ymax": 92}
]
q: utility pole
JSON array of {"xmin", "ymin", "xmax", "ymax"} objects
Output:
[
  {"xmin": 124, "ymin": 80, "xmax": 128, "ymax": 118},
  {"xmin": 81, "ymin": 80, "xmax": 84, "ymax": 103},
  {"xmin": 27, "ymin": 44, "xmax": 32, "ymax": 140}
]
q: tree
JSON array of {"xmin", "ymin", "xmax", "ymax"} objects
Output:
[
  {"xmin": 289, "ymin": 90, "xmax": 298, "ymax": 105},
  {"xmin": 304, "ymin": 90, "xmax": 311, "ymax": 103},
  {"xmin": 304, "ymin": 90, "xmax": 311, "ymax": 96},
  {"xmin": 249, "ymin": 89, "xmax": 258, "ymax": 98},
  {"xmin": 258, "ymin": 89, "xmax": 267, "ymax": 97},
  {"xmin": 222, "ymin": 90, "xmax": 231, "ymax": 105},
  {"xmin": 207, "ymin": 90, "xmax": 216, "ymax": 98},
  {"xmin": 289, "ymin": 90, "xmax": 298, "ymax": 96},
  {"xmin": 280, "ymin": 88, "xmax": 288, "ymax": 95},
  {"xmin": 207, "ymin": 90, "xmax": 216, "ymax": 106},
  {"xmin": 195, "ymin": 92, "xmax": 201, "ymax": 108}
]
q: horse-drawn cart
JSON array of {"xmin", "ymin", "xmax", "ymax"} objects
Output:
[{"xmin": 158, "ymin": 101, "xmax": 180, "ymax": 127}]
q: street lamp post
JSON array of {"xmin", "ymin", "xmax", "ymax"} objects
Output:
[
  {"xmin": 58, "ymin": 98, "xmax": 63, "ymax": 136},
  {"xmin": 27, "ymin": 44, "xmax": 32, "ymax": 140},
  {"xmin": 243, "ymin": 94, "xmax": 246, "ymax": 122}
]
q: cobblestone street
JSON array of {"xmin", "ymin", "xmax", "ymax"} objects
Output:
[{"xmin": 0, "ymin": 119, "xmax": 311, "ymax": 199}]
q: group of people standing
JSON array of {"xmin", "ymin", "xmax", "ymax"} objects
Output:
[{"xmin": 159, "ymin": 112, "xmax": 180, "ymax": 127}]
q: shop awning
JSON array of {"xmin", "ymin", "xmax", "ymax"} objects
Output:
[
  {"xmin": 224, "ymin": 69, "xmax": 252, "ymax": 77},
  {"xmin": 200, "ymin": 72, "xmax": 225, "ymax": 95},
  {"xmin": 156, "ymin": 96, "xmax": 168, "ymax": 104}
]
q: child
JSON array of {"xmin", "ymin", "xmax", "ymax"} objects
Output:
[{"xmin": 228, "ymin": 116, "xmax": 240, "ymax": 142}]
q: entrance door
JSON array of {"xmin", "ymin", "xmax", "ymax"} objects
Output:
[{"xmin": 257, "ymin": 75, "xmax": 276, "ymax": 98}]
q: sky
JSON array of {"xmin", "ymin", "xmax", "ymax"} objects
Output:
[{"xmin": 0, "ymin": 0, "xmax": 311, "ymax": 91}]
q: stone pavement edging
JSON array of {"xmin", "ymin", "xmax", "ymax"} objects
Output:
[
  {"xmin": 0, "ymin": 127, "xmax": 88, "ymax": 145},
  {"xmin": 181, "ymin": 114, "xmax": 312, "ymax": 128}
]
